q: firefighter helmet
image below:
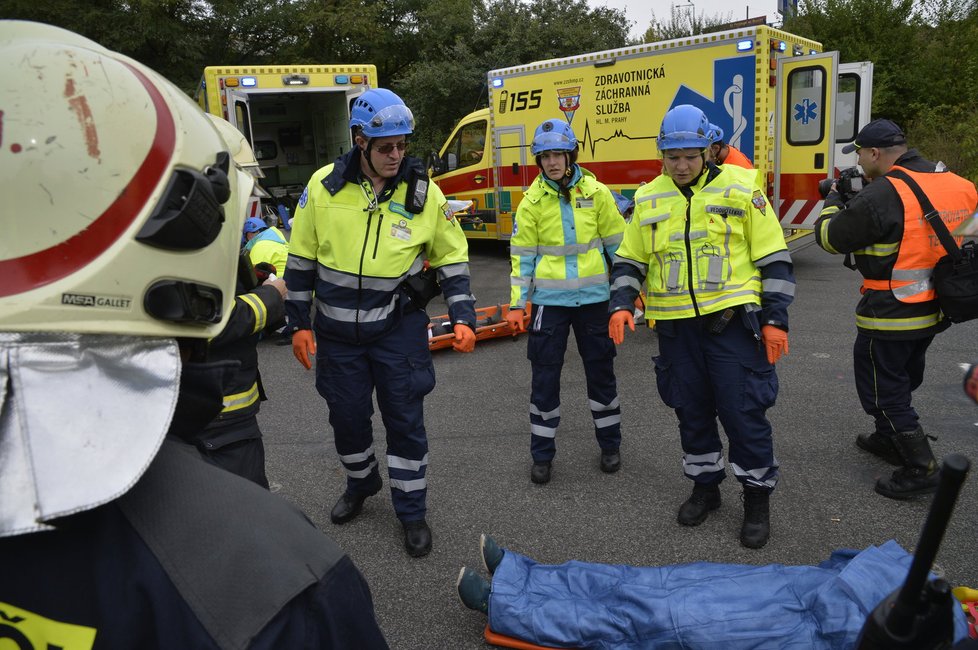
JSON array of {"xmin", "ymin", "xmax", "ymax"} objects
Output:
[
  {"xmin": 0, "ymin": 20, "xmax": 253, "ymax": 338},
  {"xmin": 350, "ymin": 88, "xmax": 415, "ymax": 138},
  {"xmin": 657, "ymin": 105, "xmax": 713, "ymax": 151}
]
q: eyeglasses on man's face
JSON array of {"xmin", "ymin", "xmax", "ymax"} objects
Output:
[{"xmin": 374, "ymin": 141, "xmax": 407, "ymax": 154}]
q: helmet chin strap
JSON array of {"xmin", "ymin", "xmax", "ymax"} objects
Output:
[{"xmin": 361, "ymin": 139, "xmax": 383, "ymax": 179}]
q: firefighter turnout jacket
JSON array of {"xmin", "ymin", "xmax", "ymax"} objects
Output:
[
  {"xmin": 200, "ymin": 283, "xmax": 284, "ymax": 448},
  {"xmin": 610, "ymin": 163, "xmax": 793, "ymax": 325},
  {"xmin": 814, "ymin": 150, "xmax": 978, "ymax": 339},
  {"xmin": 285, "ymin": 150, "xmax": 476, "ymax": 343},
  {"xmin": 510, "ymin": 166, "xmax": 625, "ymax": 308}
]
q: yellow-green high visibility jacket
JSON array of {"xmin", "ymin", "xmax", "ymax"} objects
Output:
[
  {"xmin": 284, "ymin": 152, "xmax": 475, "ymax": 344},
  {"xmin": 510, "ymin": 166, "xmax": 625, "ymax": 308},
  {"xmin": 612, "ymin": 164, "xmax": 793, "ymax": 322}
]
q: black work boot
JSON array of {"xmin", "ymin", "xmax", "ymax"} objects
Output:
[
  {"xmin": 875, "ymin": 426, "xmax": 940, "ymax": 499},
  {"xmin": 530, "ymin": 461, "xmax": 552, "ymax": 484},
  {"xmin": 855, "ymin": 431, "xmax": 902, "ymax": 466},
  {"xmin": 330, "ymin": 472, "xmax": 383, "ymax": 524},
  {"xmin": 677, "ymin": 482, "xmax": 721, "ymax": 526},
  {"xmin": 403, "ymin": 519, "xmax": 432, "ymax": 558},
  {"xmin": 740, "ymin": 486, "xmax": 771, "ymax": 549},
  {"xmin": 600, "ymin": 449, "xmax": 621, "ymax": 473}
]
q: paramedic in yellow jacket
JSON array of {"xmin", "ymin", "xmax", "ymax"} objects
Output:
[
  {"xmin": 608, "ymin": 105, "xmax": 795, "ymax": 549},
  {"xmin": 285, "ymin": 88, "xmax": 477, "ymax": 558},
  {"xmin": 505, "ymin": 119, "xmax": 626, "ymax": 485}
]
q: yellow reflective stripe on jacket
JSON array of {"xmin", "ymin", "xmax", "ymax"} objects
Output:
[
  {"xmin": 854, "ymin": 241, "xmax": 899, "ymax": 257},
  {"xmin": 855, "ymin": 312, "xmax": 942, "ymax": 331},
  {"xmin": 237, "ymin": 293, "xmax": 267, "ymax": 334},
  {"xmin": 223, "ymin": 381, "xmax": 260, "ymax": 413}
]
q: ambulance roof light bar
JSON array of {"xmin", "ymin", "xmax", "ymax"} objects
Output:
[{"xmin": 282, "ymin": 74, "xmax": 309, "ymax": 85}]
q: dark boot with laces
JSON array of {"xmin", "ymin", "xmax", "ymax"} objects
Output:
[
  {"xmin": 855, "ymin": 431, "xmax": 902, "ymax": 466},
  {"xmin": 875, "ymin": 426, "xmax": 940, "ymax": 499},
  {"xmin": 740, "ymin": 486, "xmax": 771, "ymax": 549},
  {"xmin": 677, "ymin": 482, "xmax": 721, "ymax": 526}
]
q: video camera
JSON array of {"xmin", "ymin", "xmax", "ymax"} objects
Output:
[{"xmin": 818, "ymin": 166, "xmax": 868, "ymax": 203}]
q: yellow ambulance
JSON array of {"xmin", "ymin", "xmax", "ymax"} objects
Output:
[
  {"xmin": 429, "ymin": 25, "xmax": 873, "ymax": 240},
  {"xmin": 195, "ymin": 64, "xmax": 376, "ymax": 222}
]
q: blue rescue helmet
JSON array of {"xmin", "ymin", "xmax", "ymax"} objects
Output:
[
  {"xmin": 709, "ymin": 123, "xmax": 724, "ymax": 144},
  {"xmin": 531, "ymin": 119, "xmax": 578, "ymax": 155},
  {"xmin": 243, "ymin": 217, "xmax": 267, "ymax": 235},
  {"xmin": 350, "ymin": 88, "xmax": 414, "ymax": 138},
  {"xmin": 657, "ymin": 105, "xmax": 713, "ymax": 151}
]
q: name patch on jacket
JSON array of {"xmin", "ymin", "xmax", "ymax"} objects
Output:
[
  {"xmin": 576, "ymin": 198, "xmax": 594, "ymax": 209},
  {"xmin": 751, "ymin": 190, "xmax": 768, "ymax": 215},
  {"xmin": 706, "ymin": 205, "xmax": 745, "ymax": 217}
]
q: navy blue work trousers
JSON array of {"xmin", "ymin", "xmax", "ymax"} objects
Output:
[
  {"xmin": 526, "ymin": 301, "xmax": 621, "ymax": 463},
  {"xmin": 652, "ymin": 309, "xmax": 779, "ymax": 490},
  {"xmin": 853, "ymin": 331, "xmax": 933, "ymax": 435},
  {"xmin": 314, "ymin": 309, "xmax": 434, "ymax": 522}
]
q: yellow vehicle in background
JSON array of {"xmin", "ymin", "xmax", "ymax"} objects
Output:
[
  {"xmin": 430, "ymin": 24, "xmax": 873, "ymax": 241},
  {"xmin": 196, "ymin": 64, "xmax": 376, "ymax": 222}
]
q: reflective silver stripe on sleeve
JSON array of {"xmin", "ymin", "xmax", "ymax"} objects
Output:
[
  {"xmin": 286, "ymin": 255, "xmax": 316, "ymax": 271},
  {"xmin": 762, "ymin": 278, "xmax": 796, "ymax": 296},
  {"xmin": 755, "ymin": 250, "xmax": 792, "ymax": 266},
  {"xmin": 286, "ymin": 290, "xmax": 313, "ymax": 301},
  {"xmin": 510, "ymin": 245, "xmax": 538, "ymax": 256},
  {"xmin": 446, "ymin": 293, "xmax": 475, "ymax": 306},
  {"xmin": 511, "ymin": 276, "xmax": 533, "ymax": 287},
  {"xmin": 436, "ymin": 262, "xmax": 470, "ymax": 279},
  {"xmin": 613, "ymin": 255, "xmax": 648, "ymax": 275},
  {"xmin": 855, "ymin": 242, "xmax": 899, "ymax": 257},
  {"xmin": 602, "ymin": 232, "xmax": 624, "ymax": 247},
  {"xmin": 611, "ymin": 275, "xmax": 642, "ymax": 292}
]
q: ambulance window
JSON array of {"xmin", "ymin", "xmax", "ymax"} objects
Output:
[
  {"xmin": 445, "ymin": 120, "xmax": 487, "ymax": 172},
  {"xmin": 785, "ymin": 66, "xmax": 827, "ymax": 146},
  {"xmin": 234, "ymin": 101, "xmax": 253, "ymax": 146},
  {"xmin": 835, "ymin": 73, "xmax": 860, "ymax": 143}
]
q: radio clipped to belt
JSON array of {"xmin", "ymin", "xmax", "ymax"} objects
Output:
[{"xmin": 401, "ymin": 263, "xmax": 441, "ymax": 311}]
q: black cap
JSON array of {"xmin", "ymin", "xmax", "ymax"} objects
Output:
[{"xmin": 842, "ymin": 118, "xmax": 906, "ymax": 153}]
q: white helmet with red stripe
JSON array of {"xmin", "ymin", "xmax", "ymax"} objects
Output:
[{"xmin": 0, "ymin": 20, "xmax": 253, "ymax": 338}]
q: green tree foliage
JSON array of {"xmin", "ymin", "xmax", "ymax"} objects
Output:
[
  {"xmin": 640, "ymin": 6, "xmax": 736, "ymax": 41},
  {"xmin": 395, "ymin": 0, "xmax": 630, "ymax": 153},
  {"xmin": 784, "ymin": 0, "xmax": 978, "ymax": 180}
]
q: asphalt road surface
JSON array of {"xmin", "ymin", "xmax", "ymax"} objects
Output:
[{"xmin": 258, "ymin": 238, "xmax": 978, "ymax": 649}]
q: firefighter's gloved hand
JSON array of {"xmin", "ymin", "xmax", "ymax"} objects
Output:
[
  {"xmin": 452, "ymin": 323, "xmax": 476, "ymax": 353},
  {"xmin": 505, "ymin": 308, "xmax": 526, "ymax": 334},
  {"xmin": 609, "ymin": 309, "xmax": 635, "ymax": 345},
  {"xmin": 761, "ymin": 325, "xmax": 789, "ymax": 364},
  {"xmin": 292, "ymin": 329, "xmax": 316, "ymax": 370}
]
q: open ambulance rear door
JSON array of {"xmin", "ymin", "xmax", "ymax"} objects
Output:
[
  {"xmin": 774, "ymin": 51, "xmax": 838, "ymax": 229},
  {"xmin": 834, "ymin": 61, "xmax": 874, "ymax": 170}
]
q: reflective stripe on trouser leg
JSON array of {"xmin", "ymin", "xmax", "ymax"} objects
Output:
[
  {"xmin": 315, "ymin": 335, "xmax": 380, "ymax": 495},
  {"xmin": 573, "ymin": 301, "xmax": 621, "ymax": 451},
  {"xmin": 708, "ymin": 317, "xmax": 779, "ymax": 489},
  {"xmin": 372, "ymin": 309, "xmax": 434, "ymax": 521},
  {"xmin": 527, "ymin": 304, "xmax": 571, "ymax": 463},
  {"xmin": 655, "ymin": 321, "xmax": 725, "ymax": 485},
  {"xmin": 853, "ymin": 332, "xmax": 933, "ymax": 436}
]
